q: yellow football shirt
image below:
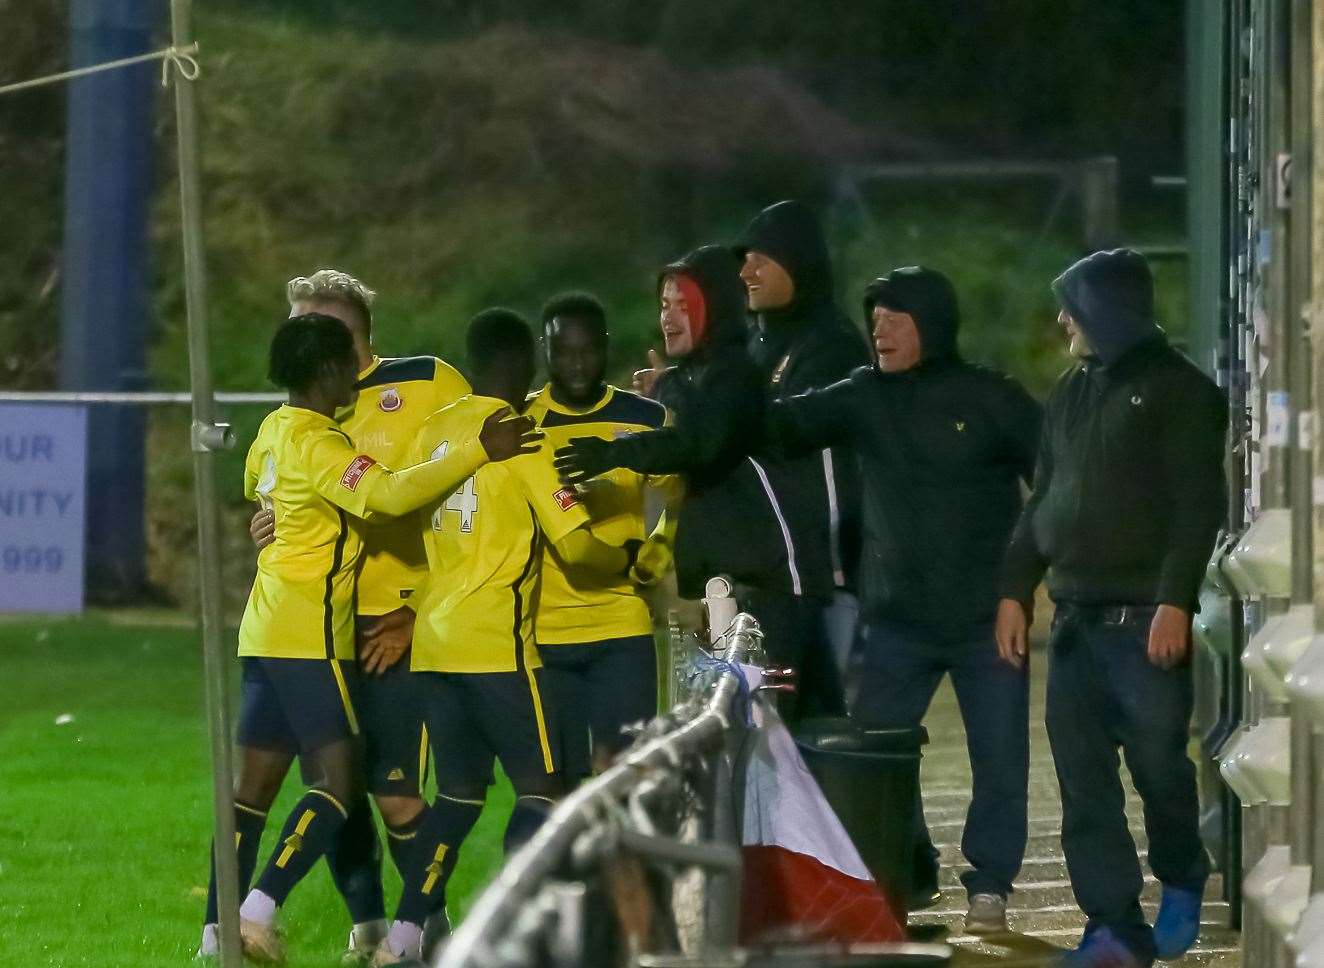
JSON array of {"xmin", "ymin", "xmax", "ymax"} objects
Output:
[
  {"xmin": 239, "ymin": 407, "xmax": 378, "ymax": 660},
  {"xmin": 526, "ymin": 384, "xmax": 675, "ymax": 644},
  {"xmin": 342, "ymin": 355, "xmax": 471, "ymax": 617},
  {"xmin": 407, "ymin": 395, "xmax": 590, "ymax": 674},
  {"xmin": 240, "ymin": 403, "xmax": 486, "ymax": 661}
]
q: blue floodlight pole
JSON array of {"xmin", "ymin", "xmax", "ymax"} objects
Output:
[{"xmin": 59, "ymin": 0, "xmax": 155, "ymax": 600}]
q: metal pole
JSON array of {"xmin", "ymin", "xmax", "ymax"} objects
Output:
[
  {"xmin": 1288, "ymin": 0, "xmax": 1316, "ymax": 876},
  {"xmin": 166, "ymin": 2, "xmax": 241, "ymax": 965},
  {"xmin": 60, "ymin": 0, "xmax": 153, "ymax": 601},
  {"xmin": 1311, "ymin": 0, "xmax": 1324, "ymax": 893},
  {"xmin": 1080, "ymin": 156, "xmax": 1120, "ymax": 251}
]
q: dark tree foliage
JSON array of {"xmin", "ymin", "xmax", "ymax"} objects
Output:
[{"xmin": 224, "ymin": 0, "xmax": 1184, "ymax": 171}]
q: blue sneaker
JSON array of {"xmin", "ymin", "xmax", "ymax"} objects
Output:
[
  {"xmin": 1152, "ymin": 883, "xmax": 1203, "ymax": 960},
  {"xmin": 1054, "ymin": 927, "xmax": 1145, "ymax": 967}
]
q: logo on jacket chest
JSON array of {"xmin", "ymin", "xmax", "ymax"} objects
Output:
[{"xmin": 378, "ymin": 387, "xmax": 403, "ymax": 413}]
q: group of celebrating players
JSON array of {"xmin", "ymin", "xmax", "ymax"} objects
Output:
[{"xmin": 199, "ymin": 262, "xmax": 690, "ymax": 964}]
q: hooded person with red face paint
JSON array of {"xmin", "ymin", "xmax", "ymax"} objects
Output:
[{"xmin": 554, "ymin": 245, "xmax": 788, "ymax": 612}]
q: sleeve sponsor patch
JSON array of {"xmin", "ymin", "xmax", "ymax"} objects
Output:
[
  {"xmin": 340, "ymin": 455, "xmax": 377, "ymax": 491},
  {"xmin": 553, "ymin": 487, "xmax": 579, "ymax": 511}
]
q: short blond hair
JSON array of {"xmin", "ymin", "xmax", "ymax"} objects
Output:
[{"xmin": 286, "ymin": 269, "xmax": 376, "ymax": 330}]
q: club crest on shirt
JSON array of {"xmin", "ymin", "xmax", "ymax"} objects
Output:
[
  {"xmin": 553, "ymin": 487, "xmax": 580, "ymax": 511},
  {"xmin": 379, "ymin": 387, "xmax": 402, "ymax": 412}
]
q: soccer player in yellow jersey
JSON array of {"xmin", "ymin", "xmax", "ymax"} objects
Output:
[
  {"xmin": 248, "ymin": 269, "xmax": 475, "ymax": 961},
  {"xmin": 372, "ymin": 309, "xmax": 640, "ymax": 965},
  {"xmin": 200, "ymin": 313, "xmax": 540, "ymax": 964},
  {"xmin": 527, "ymin": 292, "xmax": 678, "ymax": 778}
]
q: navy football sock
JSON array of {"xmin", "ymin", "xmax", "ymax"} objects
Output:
[
  {"xmin": 326, "ymin": 795, "xmax": 386, "ymax": 924},
  {"xmin": 395, "ymin": 795, "xmax": 482, "ymax": 925},
  {"xmin": 253, "ymin": 789, "xmax": 350, "ymax": 906},
  {"xmin": 205, "ymin": 800, "xmax": 267, "ymax": 924},
  {"xmin": 503, "ymin": 795, "xmax": 554, "ymax": 854},
  {"xmin": 384, "ymin": 804, "xmax": 430, "ymax": 882}
]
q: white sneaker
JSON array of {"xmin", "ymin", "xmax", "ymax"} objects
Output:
[
  {"xmin": 370, "ymin": 920, "xmax": 423, "ymax": 967},
  {"xmin": 342, "ymin": 921, "xmax": 387, "ymax": 965},
  {"xmin": 964, "ymin": 892, "xmax": 1008, "ymax": 934},
  {"xmin": 194, "ymin": 923, "xmax": 219, "ymax": 961},
  {"xmin": 239, "ymin": 916, "xmax": 287, "ymax": 964}
]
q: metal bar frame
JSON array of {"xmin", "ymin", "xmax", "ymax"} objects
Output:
[{"xmin": 0, "ymin": 391, "xmax": 282, "ymax": 405}]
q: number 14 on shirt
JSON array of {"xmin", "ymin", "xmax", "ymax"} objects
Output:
[{"xmin": 429, "ymin": 441, "xmax": 479, "ymax": 533}]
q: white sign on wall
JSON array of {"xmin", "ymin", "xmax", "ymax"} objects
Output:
[{"xmin": 0, "ymin": 404, "xmax": 88, "ymax": 613}]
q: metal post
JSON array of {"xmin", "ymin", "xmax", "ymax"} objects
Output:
[
  {"xmin": 1311, "ymin": 0, "xmax": 1324, "ymax": 894},
  {"xmin": 166, "ymin": 2, "xmax": 241, "ymax": 966},
  {"xmin": 1289, "ymin": 0, "xmax": 1316, "ymax": 879},
  {"xmin": 701, "ymin": 728, "xmax": 745, "ymax": 956},
  {"xmin": 1187, "ymin": 0, "xmax": 1229, "ymax": 378},
  {"xmin": 1080, "ymin": 156, "xmax": 1120, "ymax": 251},
  {"xmin": 60, "ymin": 0, "xmax": 153, "ymax": 599}
]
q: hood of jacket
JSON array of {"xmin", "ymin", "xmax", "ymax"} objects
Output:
[
  {"xmin": 657, "ymin": 244, "xmax": 749, "ymax": 358},
  {"xmin": 735, "ymin": 199, "xmax": 835, "ymax": 320},
  {"xmin": 863, "ymin": 265, "xmax": 961, "ymax": 365},
  {"xmin": 1052, "ymin": 248, "xmax": 1164, "ymax": 366}
]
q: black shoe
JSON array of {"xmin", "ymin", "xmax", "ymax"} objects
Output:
[{"xmin": 907, "ymin": 843, "xmax": 941, "ymax": 910}]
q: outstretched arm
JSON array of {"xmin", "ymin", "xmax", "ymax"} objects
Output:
[
  {"xmin": 308, "ymin": 410, "xmax": 542, "ymax": 519},
  {"xmin": 556, "ymin": 357, "xmax": 761, "ymax": 482},
  {"xmin": 762, "ymin": 376, "xmax": 859, "ymax": 458},
  {"xmin": 552, "ymin": 524, "xmax": 639, "ymax": 579}
]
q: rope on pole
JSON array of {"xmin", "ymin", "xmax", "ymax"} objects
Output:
[
  {"xmin": 0, "ymin": 391, "xmax": 283, "ymax": 405},
  {"xmin": 0, "ymin": 42, "xmax": 200, "ymax": 98}
]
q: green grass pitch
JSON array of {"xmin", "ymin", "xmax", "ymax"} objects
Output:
[{"xmin": 0, "ymin": 614, "xmax": 514, "ymax": 967}]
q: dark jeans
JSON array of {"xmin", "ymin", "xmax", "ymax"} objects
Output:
[
  {"xmin": 1046, "ymin": 603, "xmax": 1210, "ymax": 962},
  {"xmin": 852, "ymin": 620, "xmax": 1029, "ymax": 899},
  {"xmin": 736, "ymin": 586, "xmax": 846, "ymax": 724}
]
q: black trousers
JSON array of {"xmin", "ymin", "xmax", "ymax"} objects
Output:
[
  {"xmin": 735, "ymin": 586, "xmax": 846, "ymax": 724},
  {"xmin": 1046, "ymin": 603, "xmax": 1209, "ymax": 961}
]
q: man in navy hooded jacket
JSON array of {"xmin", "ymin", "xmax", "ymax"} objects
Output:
[
  {"xmin": 997, "ymin": 249, "xmax": 1227, "ymax": 968},
  {"xmin": 765, "ymin": 266, "xmax": 1041, "ymax": 933}
]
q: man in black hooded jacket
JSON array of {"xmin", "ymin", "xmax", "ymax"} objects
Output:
[
  {"xmin": 735, "ymin": 200, "xmax": 870, "ymax": 717},
  {"xmin": 765, "ymin": 266, "xmax": 1041, "ymax": 932},
  {"xmin": 997, "ymin": 249, "xmax": 1226, "ymax": 968},
  {"xmin": 553, "ymin": 245, "xmax": 777, "ymax": 611}
]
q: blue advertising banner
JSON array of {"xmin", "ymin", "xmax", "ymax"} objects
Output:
[{"xmin": 0, "ymin": 404, "xmax": 88, "ymax": 613}]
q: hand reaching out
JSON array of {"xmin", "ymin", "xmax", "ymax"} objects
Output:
[
  {"xmin": 554, "ymin": 436, "xmax": 616, "ymax": 486},
  {"xmin": 479, "ymin": 410, "xmax": 543, "ymax": 462}
]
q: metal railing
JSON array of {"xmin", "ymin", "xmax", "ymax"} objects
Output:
[{"xmin": 436, "ymin": 613, "xmax": 764, "ymax": 968}]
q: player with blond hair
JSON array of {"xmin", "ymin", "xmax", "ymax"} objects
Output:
[{"xmin": 242, "ymin": 269, "xmax": 476, "ymax": 962}]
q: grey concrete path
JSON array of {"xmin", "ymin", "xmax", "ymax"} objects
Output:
[{"xmin": 907, "ymin": 651, "xmax": 1242, "ymax": 967}]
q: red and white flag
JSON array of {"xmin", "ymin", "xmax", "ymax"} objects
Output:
[{"xmin": 737, "ymin": 665, "xmax": 906, "ymax": 946}]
